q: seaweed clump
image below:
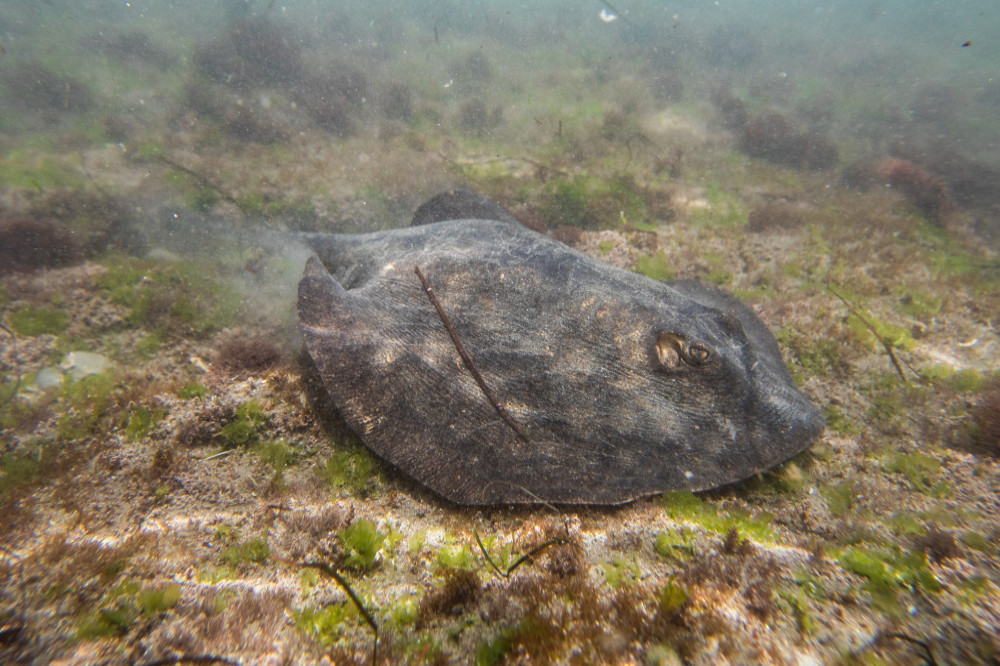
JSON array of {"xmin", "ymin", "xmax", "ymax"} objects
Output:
[
  {"xmin": 29, "ymin": 190, "xmax": 143, "ymax": 255},
  {"xmin": 379, "ymin": 83, "xmax": 413, "ymax": 121},
  {"xmin": 913, "ymin": 527, "xmax": 961, "ymax": 563},
  {"xmin": 449, "ymin": 51, "xmax": 493, "ymax": 90},
  {"xmin": 747, "ymin": 201, "xmax": 805, "ymax": 232},
  {"xmin": 459, "ymin": 98, "xmax": 502, "ymax": 135},
  {"xmin": 711, "ymin": 86, "xmax": 749, "ymax": 131},
  {"xmin": 739, "ymin": 112, "xmax": 838, "ymax": 170},
  {"xmin": 213, "ymin": 337, "xmax": 283, "ymax": 374},
  {"xmin": 296, "ymin": 66, "xmax": 369, "ymax": 137},
  {"xmin": 194, "ymin": 18, "xmax": 303, "ymax": 89},
  {"xmin": 876, "ymin": 157, "xmax": 955, "ymax": 224},
  {"xmin": 80, "ymin": 30, "xmax": 175, "ymax": 68},
  {"xmin": 1, "ymin": 62, "xmax": 94, "ymax": 113},
  {"xmin": 966, "ymin": 388, "xmax": 1000, "ymax": 456},
  {"xmin": 222, "ymin": 104, "xmax": 288, "ymax": 143},
  {"xmin": 417, "ymin": 569, "xmax": 481, "ymax": 627},
  {"xmin": 0, "ymin": 218, "xmax": 81, "ymax": 275}
]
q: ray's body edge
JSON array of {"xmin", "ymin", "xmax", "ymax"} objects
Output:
[{"xmin": 296, "ymin": 198, "xmax": 825, "ymax": 506}]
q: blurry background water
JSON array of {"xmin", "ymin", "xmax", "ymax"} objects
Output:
[{"xmin": 1, "ymin": 0, "xmax": 998, "ymax": 243}]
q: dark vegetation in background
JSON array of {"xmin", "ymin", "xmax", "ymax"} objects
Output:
[
  {"xmin": 0, "ymin": 191, "xmax": 142, "ymax": 275},
  {"xmin": 35, "ymin": 192, "xmax": 143, "ymax": 257},
  {"xmin": 0, "ymin": 218, "xmax": 81, "ymax": 275},
  {"xmin": 79, "ymin": 30, "xmax": 176, "ymax": 69},
  {"xmin": 1, "ymin": 62, "xmax": 95, "ymax": 115},
  {"xmin": 738, "ymin": 112, "xmax": 838, "ymax": 171},
  {"xmin": 194, "ymin": 18, "xmax": 304, "ymax": 90},
  {"xmin": 213, "ymin": 336, "xmax": 284, "ymax": 375},
  {"xmin": 459, "ymin": 98, "xmax": 502, "ymax": 136},
  {"xmin": 186, "ymin": 15, "xmax": 395, "ymax": 141},
  {"xmin": 746, "ymin": 201, "xmax": 806, "ymax": 233},
  {"xmin": 965, "ymin": 388, "xmax": 1000, "ymax": 457},
  {"xmin": 702, "ymin": 25, "xmax": 760, "ymax": 69},
  {"xmin": 448, "ymin": 50, "xmax": 493, "ymax": 90},
  {"xmin": 296, "ymin": 66, "xmax": 370, "ymax": 137},
  {"xmin": 875, "ymin": 158, "xmax": 955, "ymax": 224},
  {"xmin": 379, "ymin": 83, "xmax": 413, "ymax": 121},
  {"xmin": 641, "ymin": 45, "xmax": 685, "ymax": 103}
]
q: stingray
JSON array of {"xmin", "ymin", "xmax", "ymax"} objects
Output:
[{"xmin": 297, "ymin": 190, "xmax": 824, "ymax": 505}]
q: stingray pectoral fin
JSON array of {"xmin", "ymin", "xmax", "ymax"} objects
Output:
[{"xmin": 297, "ymin": 255, "xmax": 358, "ymax": 335}]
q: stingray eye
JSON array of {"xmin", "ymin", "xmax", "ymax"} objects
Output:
[
  {"xmin": 683, "ymin": 342, "xmax": 713, "ymax": 365},
  {"xmin": 656, "ymin": 333, "xmax": 713, "ymax": 370},
  {"xmin": 655, "ymin": 332, "xmax": 683, "ymax": 369}
]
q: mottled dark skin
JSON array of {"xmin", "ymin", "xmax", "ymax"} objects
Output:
[{"xmin": 298, "ymin": 191, "xmax": 824, "ymax": 505}]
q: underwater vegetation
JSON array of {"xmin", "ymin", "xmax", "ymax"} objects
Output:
[
  {"xmin": 379, "ymin": 83, "xmax": 414, "ymax": 122},
  {"xmin": 79, "ymin": 29, "xmax": 176, "ymax": 69},
  {"xmin": 967, "ymin": 388, "xmax": 1000, "ymax": 456},
  {"xmin": 194, "ymin": 17, "xmax": 304, "ymax": 90},
  {"xmin": 296, "ymin": 66, "xmax": 370, "ymax": 137},
  {"xmin": 737, "ymin": 112, "xmax": 838, "ymax": 171},
  {"xmin": 459, "ymin": 98, "xmax": 502, "ymax": 136},
  {"xmin": 0, "ymin": 218, "xmax": 80, "ymax": 275},
  {"xmin": 746, "ymin": 201, "xmax": 806, "ymax": 233},
  {"xmin": 448, "ymin": 51, "xmax": 493, "ymax": 90},
  {"xmin": 876, "ymin": 157, "xmax": 955, "ymax": 224},
  {"xmin": 213, "ymin": 336, "xmax": 284, "ymax": 375},
  {"xmin": 0, "ymin": 61, "xmax": 95, "ymax": 114}
]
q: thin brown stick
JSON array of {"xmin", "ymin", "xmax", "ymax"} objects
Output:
[
  {"xmin": 474, "ymin": 529, "xmax": 567, "ymax": 579},
  {"xmin": 828, "ymin": 286, "xmax": 908, "ymax": 383},
  {"xmin": 157, "ymin": 155, "xmax": 247, "ymax": 217},
  {"xmin": 302, "ymin": 561, "xmax": 379, "ymax": 666},
  {"xmin": 414, "ymin": 265, "xmax": 530, "ymax": 443}
]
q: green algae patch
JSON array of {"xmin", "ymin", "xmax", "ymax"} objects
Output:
[
  {"xmin": 95, "ymin": 257, "xmax": 242, "ymax": 337},
  {"xmin": 960, "ymin": 531, "xmax": 997, "ymax": 555},
  {"xmin": 896, "ymin": 290, "xmax": 942, "ymax": 319},
  {"xmin": 0, "ymin": 441, "xmax": 57, "ymax": 499},
  {"xmin": 338, "ymin": 519, "xmax": 387, "ymax": 571},
  {"xmin": 176, "ymin": 382, "xmax": 208, "ymax": 399},
  {"xmin": 138, "ymin": 585, "xmax": 181, "ymax": 614},
  {"xmin": 220, "ymin": 537, "xmax": 269, "ymax": 567},
  {"xmin": 0, "ymin": 150, "xmax": 83, "ymax": 191},
  {"xmin": 654, "ymin": 528, "xmax": 695, "ymax": 561},
  {"xmin": 124, "ymin": 406, "xmax": 165, "ymax": 442},
  {"xmin": 884, "ymin": 451, "xmax": 943, "ymax": 494},
  {"xmin": 920, "ymin": 365, "xmax": 987, "ymax": 393},
  {"xmin": 660, "ymin": 491, "xmax": 775, "ymax": 542},
  {"xmin": 76, "ymin": 581, "xmax": 181, "ymax": 640},
  {"xmin": 823, "ymin": 404, "xmax": 860, "ymax": 436},
  {"xmin": 437, "ymin": 542, "xmax": 476, "ymax": 571},
  {"xmin": 821, "ymin": 480, "xmax": 857, "ymax": 517},
  {"xmin": 135, "ymin": 332, "xmax": 163, "ymax": 359},
  {"xmin": 658, "ymin": 581, "xmax": 688, "ymax": 616},
  {"xmin": 294, "ymin": 602, "xmax": 359, "ymax": 647},
  {"xmin": 58, "ymin": 372, "xmax": 120, "ymax": 440},
  {"xmin": 846, "ymin": 313, "xmax": 915, "ymax": 352},
  {"xmin": 602, "ymin": 556, "xmax": 641, "ymax": 588},
  {"xmin": 321, "ymin": 440, "xmax": 380, "ymax": 495},
  {"xmin": 8, "ymin": 305, "xmax": 68, "ymax": 336},
  {"xmin": 260, "ymin": 439, "xmax": 293, "ymax": 488},
  {"xmin": 635, "ymin": 251, "xmax": 674, "ymax": 282},
  {"xmin": 838, "ymin": 546, "xmax": 942, "ymax": 609},
  {"xmin": 221, "ymin": 400, "xmax": 269, "ymax": 448},
  {"xmin": 539, "ymin": 174, "xmax": 649, "ymax": 230}
]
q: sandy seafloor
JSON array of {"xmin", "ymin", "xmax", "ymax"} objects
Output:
[{"xmin": 2, "ymin": 4, "xmax": 1000, "ymax": 664}]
